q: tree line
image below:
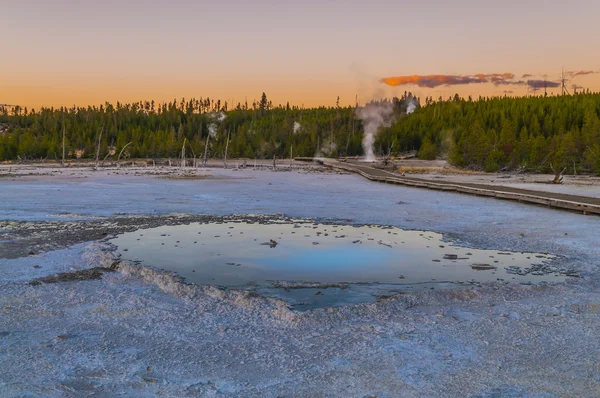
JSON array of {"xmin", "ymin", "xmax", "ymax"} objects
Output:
[
  {"xmin": 380, "ymin": 92, "xmax": 600, "ymax": 174},
  {"xmin": 1, "ymin": 92, "xmax": 599, "ymax": 174}
]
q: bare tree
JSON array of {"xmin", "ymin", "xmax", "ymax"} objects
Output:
[
  {"xmin": 61, "ymin": 122, "xmax": 66, "ymax": 168},
  {"xmin": 550, "ymin": 163, "xmax": 567, "ymax": 184},
  {"xmin": 203, "ymin": 136, "xmax": 210, "ymax": 167},
  {"xmin": 94, "ymin": 127, "xmax": 104, "ymax": 170},
  {"xmin": 117, "ymin": 142, "xmax": 132, "ymax": 168},
  {"xmin": 180, "ymin": 138, "xmax": 187, "ymax": 168},
  {"xmin": 223, "ymin": 130, "xmax": 230, "ymax": 168},
  {"xmin": 186, "ymin": 139, "xmax": 196, "ymax": 168}
]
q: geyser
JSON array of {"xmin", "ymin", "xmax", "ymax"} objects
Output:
[{"xmin": 356, "ymin": 101, "xmax": 395, "ymax": 162}]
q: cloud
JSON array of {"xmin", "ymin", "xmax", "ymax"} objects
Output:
[
  {"xmin": 494, "ymin": 79, "xmax": 525, "ymax": 86},
  {"xmin": 380, "ymin": 73, "xmax": 515, "ymax": 88},
  {"xmin": 527, "ymin": 80, "xmax": 560, "ymax": 89},
  {"xmin": 380, "ymin": 72, "xmax": 582, "ymax": 91},
  {"xmin": 568, "ymin": 70, "xmax": 597, "ymax": 78}
]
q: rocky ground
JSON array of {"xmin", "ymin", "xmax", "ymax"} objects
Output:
[{"xmin": 1, "ymin": 165, "xmax": 599, "ymax": 397}]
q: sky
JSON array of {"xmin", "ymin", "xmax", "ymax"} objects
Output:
[{"xmin": 1, "ymin": 0, "xmax": 599, "ymax": 109}]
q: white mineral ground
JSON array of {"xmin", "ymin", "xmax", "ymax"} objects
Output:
[{"xmin": 1, "ymin": 163, "xmax": 600, "ymax": 397}]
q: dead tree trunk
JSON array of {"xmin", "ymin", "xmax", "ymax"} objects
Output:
[
  {"xmin": 224, "ymin": 130, "xmax": 230, "ymax": 168},
  {"xmin": 550, "ymin": 163, "xmax": 567, "ymax": 184},
  {"xmin": 117, "ymin": 142, "xmax": 132, "ymax": 168},
  {"xmin": 186, "ymin": 139, "xmax": 196, "ymax": 168},
  {"xmin": 203, "ymin": 136, "xmax": 210, "ymax": 167},
  {"xmin": 181, "ymin": 138, "xmax": 187, "ymax": 169},
  {"xmin": 101, "ymin": 152, "xmax": 111, "ymax": 167},
  {"xmin": 94, "ymin": 127, "xmax": 103, "ymax": 170},
  {"xmin": 61, "ymin": 124, "xmax": 66, "ymax": 168}
]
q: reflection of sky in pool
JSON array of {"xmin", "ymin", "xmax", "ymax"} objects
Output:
[{"xmin": 111, "ymin": 220, "xmax": 565, "ymax": 308}]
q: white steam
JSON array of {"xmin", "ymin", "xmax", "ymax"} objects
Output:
[
  {"xmin": 293, "ymin": 121, "xmax": 301, "ymax": 134},
  {"xmin": 211, "ymin": 112, "xmax": 227, "ymax": 122},
  {"xmin": 406, "ymin": 98, "xmax": 417, "ymax": 114},
  {"xmin": 208, "ymin": 124, "xmax": 218, "ymax": 138},
  {"xmin": 208, "ymin": 112, "xmax": 227, "ymax": 138},
  {"xmin": 315, "ymin": 139, "xmax": 337, "ymax": 158},
  {"xmin": 356, "ymin": 101, "xmax": 395, "ymax": 162}
]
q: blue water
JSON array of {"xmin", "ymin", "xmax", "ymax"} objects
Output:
[{"xmin": 111, "ymin": 220, "xmax": 562, "ymax": 309}]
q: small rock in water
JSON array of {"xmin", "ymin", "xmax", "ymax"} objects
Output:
[{"xmin": 471, "ymin": 263, "xmax": 497, "ymax": 271}]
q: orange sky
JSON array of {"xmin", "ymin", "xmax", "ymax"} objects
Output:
[{"xmin": 1, "ymin": 1, "xmax": 599, "ymax": 109}]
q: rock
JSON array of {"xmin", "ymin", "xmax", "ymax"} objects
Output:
[{"xmin": 471, "ymin": 263, "xmax": 496, "ymax": 270}]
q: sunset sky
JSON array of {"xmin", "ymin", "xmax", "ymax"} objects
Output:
[{"xmin": 2, "ymin": 0, "xmax": 599, "ymax": 109}]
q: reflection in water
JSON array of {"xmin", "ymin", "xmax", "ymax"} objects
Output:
[{"xmin": 112, "ymin": 220, "xmax": 564, "ymax": 309}]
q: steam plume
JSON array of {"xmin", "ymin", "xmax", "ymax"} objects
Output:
[
  {"xmin": 208, "ymin": 123, "xmax": 218, "ymax": 138},
  {"xmin": 210, "ymin": 112, "xmax": 226, "ymax": 122},
  {"xmin": 293, "ymin": 121, "xmax": 301, "ymax": 134},
  {"xmin": 208, "ymin": 112, "xmax": 226, "ymax": 138},
  {"xmin": 314, "ymin": 139, "xmax": 337, "ymax": 158},
  {"xmin": 356, "ymin": 101, "xmax": 394, "ymax": 162},
  {"xmin": 406, "ymin": 97, "xmax": 417, "ymax": 114}
]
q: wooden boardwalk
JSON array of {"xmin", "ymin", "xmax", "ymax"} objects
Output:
[{"xmin": 318, "ymin": 159, "xmax": 600, "ymax": 216}]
